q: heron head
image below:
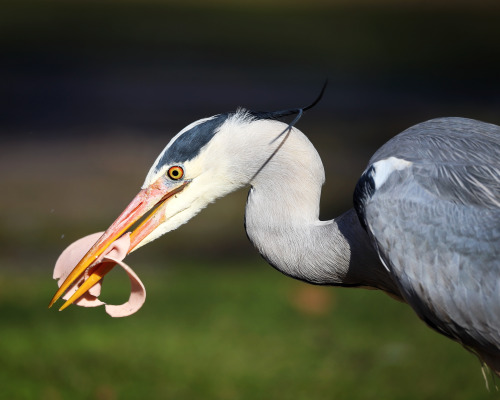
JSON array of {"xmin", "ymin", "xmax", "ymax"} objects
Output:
[
  {"xmin": 48, "ymin": 109, "xmax": 298, "ymax": 308},
  {"xmin": 49, "ymin": 83, "xmax": 327, "ymax": 310}
]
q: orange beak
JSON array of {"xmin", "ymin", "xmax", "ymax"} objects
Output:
[{"xmin": 48, "ymin": 177, "xmax": 189, "ymax": 310}]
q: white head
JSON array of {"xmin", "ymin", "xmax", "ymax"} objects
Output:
[
  {"xmin": 51, "ymin": 107, "xmax": 325, "ymax": 305},
  {"xmin": 137, "ymin": 108, "xmax": 325, "ymax": 247}
]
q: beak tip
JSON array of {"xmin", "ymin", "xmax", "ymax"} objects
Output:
[
  {"xmin": 48, "ymin": 291, "xmax": 62, "ymax": 309},
  {"xmin": 59, "ymin": 301, "xmax": 72, "ymax": 312}
]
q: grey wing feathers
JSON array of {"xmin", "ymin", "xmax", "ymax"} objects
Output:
[
  {"xmin": 355, "ymin": 117, "xmax": 500, "ymax": 358},
  {"xmin": 371, "ymin": 118, "xmax": 500, "ymax": 209},
  {"xmin": 371, "ymin": 117, "xmax": 500, "ymax": 164}
]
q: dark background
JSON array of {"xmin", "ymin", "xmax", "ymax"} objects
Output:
[{"xmin": 2, "ymin": 0, "xmax": 500, "ymax": 267}]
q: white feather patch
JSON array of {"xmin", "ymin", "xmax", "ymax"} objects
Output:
[{"xmin": 372, "ymin": 157, "xmax": 412, "ymax": 190}]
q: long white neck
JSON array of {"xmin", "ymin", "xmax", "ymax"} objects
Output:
[
  {"xmin": 149, "ymin": 112, "xmax": 400, "ymax": 296},
  {"xmin": 242, "ymin": 123, "xmax": 401, "ymax": 296}
]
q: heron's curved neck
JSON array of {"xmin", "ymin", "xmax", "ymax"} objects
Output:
[{"xmin": 243, "ymin": 141, "xmax": 401, "ymax": 297}]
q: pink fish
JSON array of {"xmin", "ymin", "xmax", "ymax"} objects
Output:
[{"xmin": 53, "ymin": 232, "xmax": 146, "ymax": 317}]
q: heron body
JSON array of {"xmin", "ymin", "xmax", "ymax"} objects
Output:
[
  {"xmin": 51, "ymin": 108, "xmax": 500, "ymax": 375},
  {"xmin": 355, "ymin": 118, "xmax": 500, "ymax": 372}
]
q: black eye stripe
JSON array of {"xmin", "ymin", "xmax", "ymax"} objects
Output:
[{"xmin": 154, "ymin": 114, "xmax": 228, "ymax": 172}]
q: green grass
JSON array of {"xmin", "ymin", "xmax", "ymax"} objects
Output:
[{"xmin": 0, "ymin": 261, "xmax": 496, "ymax": 400}]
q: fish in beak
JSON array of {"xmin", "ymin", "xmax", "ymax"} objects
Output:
[{"xmin": 49, "ymin": 177, "xmax": 189, "ymax": 310}]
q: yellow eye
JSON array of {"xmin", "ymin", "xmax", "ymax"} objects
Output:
[{"xmin": 167, "ymin": 166, "xmax": 184, "ymax": 180}]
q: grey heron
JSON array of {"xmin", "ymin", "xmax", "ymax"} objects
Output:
[{"xmin": 49, "ymin": 99, "xmax": 500, "ymax": 375}]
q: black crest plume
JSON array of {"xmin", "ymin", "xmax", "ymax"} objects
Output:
[
  {"xmin": 249, "ymin": 80, "xmax": 327, "ymax": 142},
  {"xmin": 247, "ymin": 81, "xmax": 327, "ymax": 181}
]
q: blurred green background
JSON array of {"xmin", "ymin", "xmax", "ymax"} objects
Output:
[{"xmin": 1, "ymin": 1, "xmax": 500, "ymax": 399}]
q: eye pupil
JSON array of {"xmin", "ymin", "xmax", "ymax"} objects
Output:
[{"xmin": 168, "ymin": 166, "xmax": 184, "ymax": 180}]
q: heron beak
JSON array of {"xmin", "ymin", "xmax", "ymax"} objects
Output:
[{"xmin": 48, "ymin": 178, "xmax": 189, "ymax": 310}]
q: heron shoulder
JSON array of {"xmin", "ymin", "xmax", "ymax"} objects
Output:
[
  {"xmin": 369, "ymin": 117, "xmax": 500, "ymax": 165},
  {"xmin": 354, "ymin": 117, "xmax": 500, "ymax": 223}
]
